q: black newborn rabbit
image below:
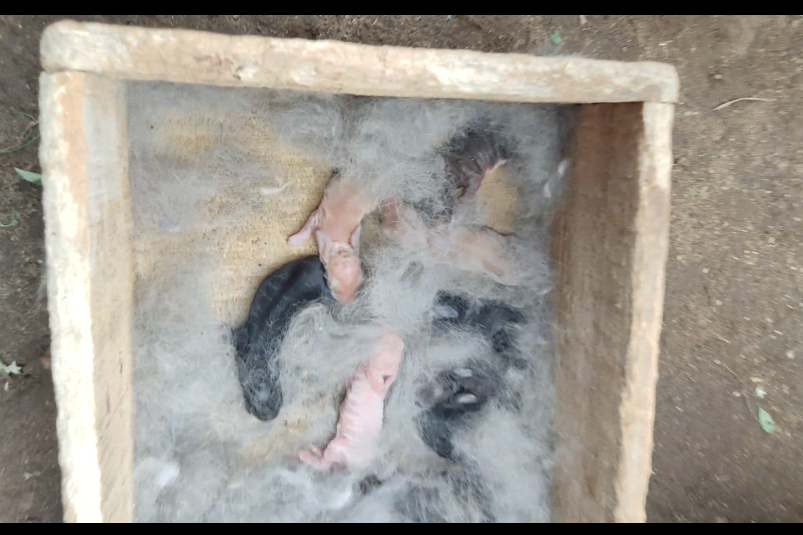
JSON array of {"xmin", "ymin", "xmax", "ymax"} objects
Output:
[
  {"xmin": 417, "ymin": 292, "xmax": 525, "ymax": 461},
  {"xmin": 415, "ymin": 122, "xmax": 509, "ymax": 227},
  {"xmin": 233, "ymin": 256, "xmax": 333, "ymax": 421}
]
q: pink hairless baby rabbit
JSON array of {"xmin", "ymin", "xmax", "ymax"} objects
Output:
[
  {"xmin": 288, "ymin": 173, "xmax": 377, "ymax": 303},
  {"xmin": 380, "ymin": 199, "xmax": 524, "ymax": 286},
  {"xmin": 299, "ymin": 327, "xmax": 404, "ymax": 471}
]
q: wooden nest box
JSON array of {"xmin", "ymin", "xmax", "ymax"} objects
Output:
[{"xmin": 38, "ymin": 21, "xmax": 677, "ymax": 523}]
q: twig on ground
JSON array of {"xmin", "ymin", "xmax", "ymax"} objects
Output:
[
  {"xmin": 722, "ymin": 362, "xmax": 740, "ymax": 379},
  {"xmin": 713, "ymin": 97, "xmax": 774, "ymax": 111},
  {"xmin": 0, "ymin": 119, "xmax": 39, "ymax": 154},
  {"xmin": 712, "ymin": 331, "xmax": 731, "ymax": 344}
]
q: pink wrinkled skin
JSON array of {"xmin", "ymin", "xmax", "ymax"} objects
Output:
[
  {"xmin": 380, "ymin": 199, "xmax": 524, "ymax": 286},
  {"xmin": 299, "ymin": 327, "xmax": 405, "ymax": 472},
  {"xmin": 287, "ymin": 176, "xmax": 376, "ymax": 303},
  {"xmin": 298, "ymin": 327, "xmax": 404, "ymax": 471}
]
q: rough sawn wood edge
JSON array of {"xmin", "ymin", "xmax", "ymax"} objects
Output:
[
  {"xmin": 550, "ymin": 102, "xmax": 672, "ymax": 523},
  {"xmin": 41, "ymin": 20, "xmax": 678, "ymax": 104},
  {"xmin": 39, "ymin": 71, "xmax": 134, "ymax": 524}
]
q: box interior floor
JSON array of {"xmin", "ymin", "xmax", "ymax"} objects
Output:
[{"xmin": 127, "ymin": 82, "xmax": 571, "ymax": 522}]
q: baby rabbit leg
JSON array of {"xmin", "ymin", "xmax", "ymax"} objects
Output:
[{"xmin": 287, "ymin": 209, "xmax": 320, "ymax": 247}]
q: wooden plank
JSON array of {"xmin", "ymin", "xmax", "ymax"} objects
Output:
[
  {"xmin": 41, "ymin": 20, "xmax": 678, "ymax": 104},
  {"xmin": 614, "ymin": 102, "xmax": 673, "ymax": 522},
  {"xmin": 39, "ymin": 72, "xmax": 133, "ymax": 523},
  {"xmin": 550, "ymin": 102, "xmax": 672, "ymax": 522}
]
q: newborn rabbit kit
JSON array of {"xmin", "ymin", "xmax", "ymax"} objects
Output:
[{"xmin": 39, "ymin": 22, "xmax": 677, "ymax": 523}]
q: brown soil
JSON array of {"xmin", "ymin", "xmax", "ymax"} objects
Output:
[{"xmin": 1, "ymin": 15, "xmax": 801, "ymax": 523}]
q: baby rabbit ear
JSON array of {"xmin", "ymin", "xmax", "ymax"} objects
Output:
[{"xmin": 349, "ymin": 225, "xmax": 362, "ymax": 253}]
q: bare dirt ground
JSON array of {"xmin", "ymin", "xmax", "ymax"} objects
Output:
[{"xmin": 0, "ymin": 15, "xmax": 801, "ymax": 523}]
